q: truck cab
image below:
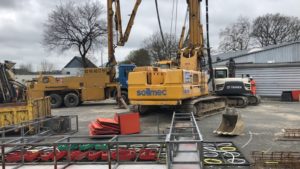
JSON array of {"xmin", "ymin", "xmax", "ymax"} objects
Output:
[
  {"xmin": 116, "ymin": 64, "xmax": 136, "ymax": 89},
  {"xmin": 115, "ymin": 64, "xmax": 136, "ymax": 103}
]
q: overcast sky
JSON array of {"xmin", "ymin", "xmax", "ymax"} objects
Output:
[{"xmin": 0, "ymin": 0, "xmax": 300, "ymax": 70}]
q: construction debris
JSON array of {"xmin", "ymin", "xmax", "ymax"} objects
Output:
[
  {"xmin": 214, "ymin": 108, "xmax": 244, "ymax": 136},
  {"xmin": 89, "ymin": 114, "xmax": 120, "ymax": 135},
  {"xmin": 276, "ymin": 128, "xmax": 300, "ymax": 141},
  {"xmin": 89, "ymin": 112, "xmax": 140, "ymax": 136},
  {"xmin": 251, "ymin": 151, "xmax": 300, "ymax": 169}
]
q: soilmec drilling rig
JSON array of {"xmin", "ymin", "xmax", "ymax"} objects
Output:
[
  {"xmin": 128, "ymin": 0, "xmax": 226, "ymax": 116},
  {"xmin": 27, "ymin": 0, "xmax": 141, "ymax": 108}
]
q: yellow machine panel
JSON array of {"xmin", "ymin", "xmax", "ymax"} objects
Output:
[
  {"xmin": 128, "ymin": 68, "xmax": 209, "ymax": 105},
  {"xmin": 0, "ymin": 97, "xmax": 51, "ymax": 128}
]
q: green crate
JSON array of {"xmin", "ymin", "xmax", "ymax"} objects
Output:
[
  {"xmin": 79, "ymin": 144, "xmax": 95, "ymax": 151},
  {"xmin": 58, "ymin": 144, "xmax": 79, "ymax": 151},
  {"xmin": 95, "ymin": 144, "xmax": 108, "ymax": 150}
]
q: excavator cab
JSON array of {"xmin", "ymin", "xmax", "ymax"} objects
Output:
[
  {"xmin": 214, "ymin": 67, "xmax": 260, "ymax": 107},
  {"xmin": 214, "ymin": 67, "xmax": 251, "ymax": 95}
]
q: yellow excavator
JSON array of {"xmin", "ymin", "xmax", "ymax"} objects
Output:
[{"xmin": 128, "ymin": 0, "xmax": 226, "ymax": 116}]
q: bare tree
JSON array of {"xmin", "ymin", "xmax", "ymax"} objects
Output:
[
  {"xmin": 86, "ymin": 54, "xmax": 98, "ymax": 65},
  {"xmin": 43, "ymin": 1, "xmax": 107, "ymax": 67},
  {"xmin": 251, "ymin": 13, "xmax": 300, "ymax": 47},
  {"xmin": 218, "ymin": 17, "xmax": 251, "ymax": 52},
  {"xmin": 144, "ymin": 32, "xmax": 178, "ymax": 61},
  {"xmin": 121, "ymin": 48, "xmax": 151, "ymax": 66},
  {"xmin": 19, "ymin": 63, "xmax": 33, "ymax": 74},
  {"xmin": 40, "ymin": 60, "xmax": 55, "ymax": 73}
]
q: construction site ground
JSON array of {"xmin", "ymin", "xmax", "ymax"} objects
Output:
[{"xmin": 50, "ymin": 99, "xmax": 300, "ymax": 164}]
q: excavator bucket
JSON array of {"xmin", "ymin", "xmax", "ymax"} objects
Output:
[{"xmin": 214, "ymin": 108, "xmax": 244, "ymax": 136}]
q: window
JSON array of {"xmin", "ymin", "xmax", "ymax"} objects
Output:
[
  {"xmin": 215, "ymin": 70, "xmax": 227, "ymax": 79},
  {"xmin": 160, "ymin": 64, "xmax": 170, "ymax": 69}
]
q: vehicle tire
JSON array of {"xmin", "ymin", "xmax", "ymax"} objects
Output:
[
  {"xmin": 49, "ymin": 93, "xmax": 63, "ymax": 108},
  {"xmin": 64, "ymin": 93, "xmax": 80, "ymax": 108},
  {"xmin": 138, "ymin": 105, "xmax": 149, "ymax": 115}
]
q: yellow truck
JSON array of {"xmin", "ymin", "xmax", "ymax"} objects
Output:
[
  {"xmin": 27, "ymin": 0, "xmax": 142, "ymax": 109},
  {"xmin": 27, "ymin": 68, "xmax": 121, "ymax": 108}
]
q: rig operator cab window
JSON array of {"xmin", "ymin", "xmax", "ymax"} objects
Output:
[
  {"xmin": 214, "ymin": 69, "xmax": 228, "ymax": 79},
  {"xmin": 155, "ymin": 60, "xmax": 178, "ymax": 69}
]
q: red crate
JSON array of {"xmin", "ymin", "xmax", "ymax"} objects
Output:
[
  {"xmin": 102, "ymin": 149, "xmax": 136, "ymax": 161},
  {"xmin": 292, "ymin": 90, "xmax": 300, "ymax": 101},
  {"xmin": 111, "ymin": 149, "xmax": 136, "ymax": 161},
  {"xmin": 40, "ymin": 151, "xmax": 67, "ymax": 161},
  {"xmin": 5, "ymin": 152, "xmax": 22, "ymax": 163},
  {"xmin": 24, "ymin": 151, "xmax": 40, "ymax": 162},
  {"xmin": 118, "ymin": 112, "xmax": 140, "ymax": 135},
  {"xmin": 87, "ymin": 151, "xmax": 102, "ymax": 161},
  {"xmin": 139, "ymin": 149, "xmax": 157, "ymax": 161},
  {"xmin": 70, "ymin": 151, "xmax": 88, "ymax": 161}
]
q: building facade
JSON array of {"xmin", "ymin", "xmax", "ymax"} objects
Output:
[
  {"xmin": 212, "ymin": 41, "xmax": 300, "ymax": 97},
  {"xmin": 62, "ymin": 56, "xmax": 97, "ymax": 76}
]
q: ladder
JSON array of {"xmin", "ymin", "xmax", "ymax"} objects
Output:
[{"xmin": 166, "ymin": 111, "xmax": 204, "ymax": 169}]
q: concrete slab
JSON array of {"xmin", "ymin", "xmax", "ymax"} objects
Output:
[{"xmin": 48, "ymin": 100, "xmax": 300, "ymax": 168}]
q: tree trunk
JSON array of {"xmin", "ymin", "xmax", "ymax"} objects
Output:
[{"xmin": 82, "ymin": 54, "xmax": 88, "ymax": 68}]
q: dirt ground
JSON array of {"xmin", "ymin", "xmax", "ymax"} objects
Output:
[{"xmin": 52, "ymin": 99, "xmax": 300, "ymax": 163}]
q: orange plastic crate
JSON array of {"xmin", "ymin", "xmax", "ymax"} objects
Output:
[{"xmin": 118, "ymin": 112, "xmax": 140, "ymax": 135}]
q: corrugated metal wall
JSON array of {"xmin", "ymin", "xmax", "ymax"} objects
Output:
[
  {"xmin": 235, "ymin": 66, "xmax": 300, "ymax": 97},
  {"xmin": 213, "ymin": 42, "xmax": 300, "ymax": 64}
]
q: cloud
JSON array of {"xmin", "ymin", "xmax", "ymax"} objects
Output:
[
  {"xmin": 0, "ymin": 0, "xmax": 300, "ymax": 70},
  {"xmin": 0, "ymin": 0, "xmax": 23, "ymax": 9}
]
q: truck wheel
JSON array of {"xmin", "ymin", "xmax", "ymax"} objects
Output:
[
  {"xmin": 138, "ymin": 105, "xmax": 149, "ymax": 115},
  {"xmin": 49, "ymin": 94, "xmax": 63, "ymax": 108},
  {"xmin": 64, "ymin": 93, "xmax": 79, "ymax": 108}
]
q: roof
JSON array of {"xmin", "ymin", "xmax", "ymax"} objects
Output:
[
  {"xmin": 63, "ymin": 56, "xmax": 97, "ymax": 68},
  {"xmin": 235, "ymin": 62, "xmax": 300, "ymax": 68},
  {"xmin": 213, "ymin": 41, "xmax": 300, "ymax": 64}
]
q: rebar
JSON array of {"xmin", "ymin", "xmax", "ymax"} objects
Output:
[{"xmin": 251, "ymin": 151, "xmax": 300, "ymax": 169}]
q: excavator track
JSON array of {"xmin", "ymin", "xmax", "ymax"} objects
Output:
[
  {"xmin": 133, "ymin": 96, "xmax": 227, "ymax": 117},
  {"xmin": 181, "ymin": 96, "xmax": 226, "ymax": 117},
  {"xmin": 226, "ymin": 96, "xmax": 248, "ymax": 108},
  {"xmin": 247, "ymin": 95, "xmax": 261, "ymax": 105}
]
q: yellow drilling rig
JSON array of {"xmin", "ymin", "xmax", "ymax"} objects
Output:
[{"xmin": 128, "ymin": 0, "xmax": 226, "ymax": 115}]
